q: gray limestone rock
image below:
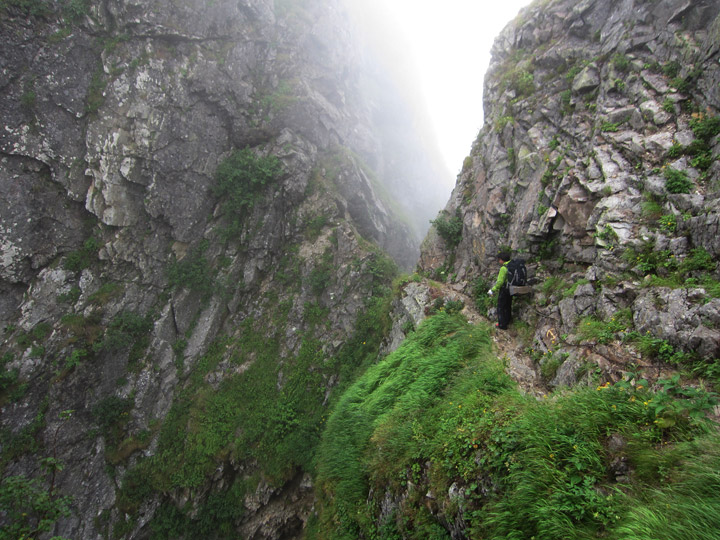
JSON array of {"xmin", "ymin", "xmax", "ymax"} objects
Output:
[
  {"xmin": 0, "ymin": 0, "xmax": 452, "ymax": 537},
  {"xmin": 633, "ymin": 289, "xmax": 720, "ymax": 358},
  {"xmin": 4, "ymin": 0, "xmax": 720, "ymax": 537},
  {"xmin": 572, "ymin": 63, "xmax": 600, "ymax": 93},
  {"xmin": 420, "ymin": 0, "xmax": 720, "ymax": 368}
]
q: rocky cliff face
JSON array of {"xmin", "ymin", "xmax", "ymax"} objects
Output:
[
  {"xmin": 0, "ymin": 0, "xmax": 449, "ymax": 538},
  {"xmin": 309, "ymin": 1, "xmax": 720, "ymax": 536},
  {"xmin": 421, "ymin": 0, "xmax": 720, "ymax": 386},
  {"xmin": 5, "ymin": 0, "xmax": 720, "ymax": 537}
]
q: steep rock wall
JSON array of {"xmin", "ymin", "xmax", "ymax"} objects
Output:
[
  {"xmin": 421, "ymin": 0, "xmax": 720, "ymax": 377},
  {"xmin": 0, "ymin": 0, "xmax": 449, "ymax": 538}
]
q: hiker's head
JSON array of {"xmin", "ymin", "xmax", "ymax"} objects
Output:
[{"xmin": 497, "ymin": 251, "xmax": 511, "ymax": 263}]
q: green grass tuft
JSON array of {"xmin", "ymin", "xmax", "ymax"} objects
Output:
[
  {"xmin": 314, "ymin": 312, "xmax": 493, "ymax": 536},
  {"xmin": 312, "ymin": 322, "xmax": 719, "ymax": 540}
]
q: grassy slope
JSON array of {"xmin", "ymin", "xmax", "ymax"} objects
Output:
[{"xmin": 312, "ymin": 310, "xmax": 720, "ymax": 540}]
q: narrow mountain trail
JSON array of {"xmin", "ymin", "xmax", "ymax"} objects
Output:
[
  {"xmin": 421, "ymin": 278, "xmax": 719, "ymax": 414},
  {"xmin": 425, "ymin": 279, "xmax": 547, "ymax": 397}
]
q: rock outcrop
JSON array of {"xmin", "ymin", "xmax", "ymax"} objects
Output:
[
  {"xmin": 421, "ymin": 0, "xmax": 720, "ymax": 380},
  {"xmin": 4, "ymin": 0, "xmax": 720, "ymax": 537},
  {"xmin": 0, "ymin": 0, "xmax": 450, "ymax": 537}
]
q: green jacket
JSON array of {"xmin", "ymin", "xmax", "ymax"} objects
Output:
[{"xmin": 491, "ymin": 261, "xmax": 509, "ymax": 293}]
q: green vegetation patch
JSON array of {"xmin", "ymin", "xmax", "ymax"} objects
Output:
[
  {"xmin": 117, "ymin": 247, "xmax": 399, "ymax": 531},
  {"xmin": 85, "ymin": 66, "xmax": 106, "ymax": 114},
  {"xmin": 88, "ymin": 282, "xmax": 124, "ymax": 305},
  {"xmin": 91, "ymin": 395, "xmax": 133, "ymax": 452},
  {"xmin": 0, "ymin": 0, "xmax": 89, "ymax": 19},
  {"xmin": 305, "ymin": 214, "xmax": 329, "ymax": 241},
  {"xmin": 136, "ymin": 324, "xmax": 325, "ymax": 495},
  {"xmin": 314, "ymin": 312, "xmax": 491, "ymax": 537},
  {"xmin": 308, "ymin": 248, "xmax": 334, "ymax": 296},
  {"xmin": 614, "ymin": 435, "xmax": 720, "ymax": 539},
  {"xmin": 689, "ymin": 113, "xmax": 720, "ymax": 142},
  {"xmin": 577, "ymin": 308, "xmax": 633, "ymax": 344},
  {"xmin": 0, "ymin": 0, "xmax": 52, "ymax": 16},
  {"xmin": 60, "ymin": 311, "xmax": 103, "ymax": 351},
  {"xmin": 477, "ymin": 378, "xmax": 716, "ymax": 540},
  {"xmin": 431, "ymin": 209, "xmax": 463, "ymax": 249},
  {"xmin": 0, "ymin": 353, "xmax": 19, "ymax": 397},
  {"xmin": 623, "ymin": 243, "xmax": 716, "ymax": 284},
  {"xmin": 167, "ymin": 240, "xmax": 217, "ymax": 300},
  {"xmin": 0, "ymin": 461, "xmax": 72, "ymax": 540},
  {"xmin": 213, "ymin": 147, "xmax": 283, "ymax": 239},
  {"xmin": 600, "ymin": 121, "xmax": 621, "ymax": 132},
  {"xmin": 664, "ymin": 113, "xmax": 720, "ymax": 177},
  {"xmin": 313, "ymin": 321, "xmax": 719, "ymax": 540},
  {"xmin": 664, "ymin": 167, "xmax": 692, "ymax": 194},
  {"xmin": 612, "ymin": 53, "xmax": 631, "ymax": 73},
  {"xmin": 63, "ymin": 236, "xmax": 101, "ymax": 272},
  {"xmin": 0, "ymin": 408, "xmax": 74, "ymax": 539},
  {"xmin": 97, "ymin": 310, "xmax": 153, "ymax": 363},
  {"xmin": 147, "ymin": 482, "xmax": 247, "ymax": 540}
]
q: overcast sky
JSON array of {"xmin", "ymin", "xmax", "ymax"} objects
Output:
[{"xmin": 364, "ymin": 0, "xmax": 534, "ymax": 175}]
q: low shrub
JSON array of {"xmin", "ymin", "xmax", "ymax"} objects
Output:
[
  {"xmin": 600, "ymin": 121, "xmax": 620, "ymax": 132},
  {"xmin": 627, "ymin": 332, "xmax": 692, "ymax": 365},
  {"xmin": 690, "ymin": 113, "xmax": 720, "ymax": 142},
  {"xmin": 213, "ymin": 147, "xmax": 283, "ymax": 238},
  {"xmin": 92, "ymin": 395, "xmax": 133, "ymax": 445},
  {"xmin": 100, "ymin": 312, "xmax": 151, "ymax": 350},
  {"xmin": 0, "ymin": 466, "xmax": 72, "ymax": 540},
  {"xmin": 64, "ymin": 237, "xmax": 101, "ymax": 272},
  {"xmin": 658, "ymin": 214, "xmax": 677, "ymax": 233},
  {"xmin": 473, "ymin": 276, "xmax": 493, "ymax": 314},
  {"xmin": 680, "ymin": 247, "xmax": 715, "ymax": 273},
  {"xmin": 167, "ymin": 240, "xmax": 216, "ymax": 300},
  {"xmin": 664, "ymin": 168, "xmax": 693, "ymax": 194},
  {"xmin": 506, "ymin": 68, "xmax": 534, "ymax": 98},
  {"xmin": 431, "ymin": 209, "xmax": 463, "ymax": 249},
  {"xmin": 0, "ymin": 353, "xmax": 18, "ymax": 394},
  {"xmin": 577, "ymin": 308, "xmax": 633, "ymax": 344},
  {"xmin": 613, "ymin": 53, "xmax": 631, "ymax": 72}
]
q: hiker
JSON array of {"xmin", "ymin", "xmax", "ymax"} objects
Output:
[{"xmin": 487, "ymin": 251, "xmax": 512, "ymax": 329}]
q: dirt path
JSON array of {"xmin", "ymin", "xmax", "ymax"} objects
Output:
[
  {"xmin": 425, "ymin": 278, "xmax": 720, "ymax": 421},
  {"xmin": 430, "ymin": 280, "xmax": 547, "ymax": 397}
]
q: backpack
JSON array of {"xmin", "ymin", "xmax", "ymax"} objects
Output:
[{"xmin": 506, "ymin": 259, "xmax": 527, "ymax": 287}]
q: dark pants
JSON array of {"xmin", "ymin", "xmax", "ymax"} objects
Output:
[{"xmin": 497, "ymin": 287, "xmax": 512, "ymax": 329}]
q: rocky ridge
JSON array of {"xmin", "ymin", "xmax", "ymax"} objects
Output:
[
  {"xmin": 421, "ymin": 0, "xmax": 720, "ymax": 387},
  {"xmin": 0, "ymin": 0, "xmax": 450, "ymax": 538},
  {"xmin": 3, "ymin": 0, "xmax": 720, "ymax": 538}
]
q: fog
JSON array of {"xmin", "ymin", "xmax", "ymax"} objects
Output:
[
  {"xmin": 346, "ymin": 0, "xmax": 534, "ymax": 175},
  {"xmin": 341, "ymin": 0, "xmax": 533, "ymax": 243}
]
